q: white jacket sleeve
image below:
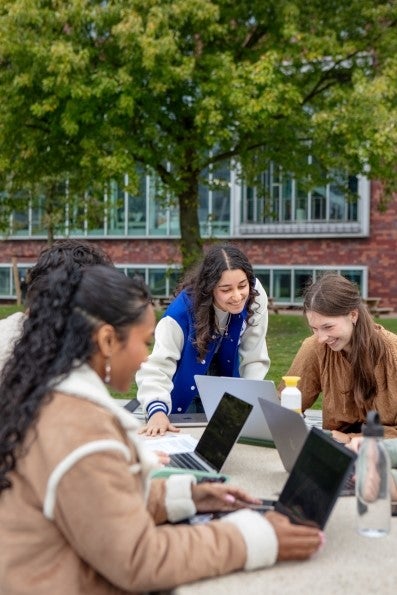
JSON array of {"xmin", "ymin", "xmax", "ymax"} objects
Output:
[
  {"xmin": 238, "ymin": 279, "xmax": 270, "ymax": 379},
  {"xmin": 135, "ymin": 316, "xmax": 184, "ymax": 417},
  {"xmin": 220, "ymin": 509, "xmax": 278, "ymax": 570}
]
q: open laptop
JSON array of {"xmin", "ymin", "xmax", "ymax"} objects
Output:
[
  {"xmin": 195, "ymin": 375, "xmax": 279, "ymax": 442},
  {"xmin": 258, "ymin": 397, "xmax": 310, "ymax": 472},
  {"xmin": 167, "ymin": 392, "xmax": 253, "ymax": 473},
  {"xmin": 168, "ymin": 412, "xmax": 208, "ymax": 427},
  {"xmin": 258, "ymin": 398, "xmax": 356, "ymax": 496},
  {"xmin": 191, "ymin": 426, "xmax": 356, "ymax": 530},
  {"xmin": 255, "ymin": 426, "xmax": 357, "ymax": 529}
]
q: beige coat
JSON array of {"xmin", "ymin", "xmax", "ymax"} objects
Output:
[{"xmin": 0, "ymin": 365, "xmax": 277, "ymax": 594}]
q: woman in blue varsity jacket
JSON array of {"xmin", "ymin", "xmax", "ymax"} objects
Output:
[{"xmin": 136, "ymin": 244, "xmax": 270, "ymax": 436}]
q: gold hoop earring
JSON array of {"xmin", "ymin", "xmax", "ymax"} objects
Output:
[{"xmin": 104, "ymin": 359, "xmax": 111, "ymax": 384}]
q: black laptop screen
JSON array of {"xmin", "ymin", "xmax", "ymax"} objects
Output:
[
  {"xmin": 276, "ymin": 427, "xmax": 356, "ymax": 529},
  {"xmin": 195, "ymin": 392, "xmax": 253, "ymax": 471}
]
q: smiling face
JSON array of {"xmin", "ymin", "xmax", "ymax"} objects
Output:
[
  {"xmin": 306, "ymin": 309, "xmax": 358, "ymax": 354},
  {"xmin": 212, "ymin": 269, "xmax": 250, "ymax": 314}
]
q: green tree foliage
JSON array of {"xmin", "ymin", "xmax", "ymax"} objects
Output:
[{"xmin": 0, "ymin": 1, "xmax": 397, "ymax": 263}]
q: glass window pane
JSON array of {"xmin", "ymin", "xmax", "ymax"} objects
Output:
[
  {"xmin": 167, "ymin": 268, "xmax": 182, "ymax": 295},
  {"xmin": 311, "ymin": 186, "xmax": 327, "ymax": 220},
  {"xmin": 31, "ymin": 197, "xmax": 47, "ymax": 235},
  {"xmin": 125, "ymin": 268, "xmax": 146, "ymax": 281},
  {"xmin": 148, "ymin": 175, "xmax": 168, "ymax": 235},
  {"xmin": 107, "ymin": 180, "xmax": 125, "ymax": 236},
  {"xmin": 341, "ymin": 270, "xmax": 363, "ymax": 293},
  {"xmin": 294, "ymin": 270, "xmax": 313, "ymax": 302},
  {"xmin": 211, "ymin": 161, "xmax": 231, "ymax": 234},
  {"xmin": 254, "ymin": 270, "xmax": 270, "ymax": 295},
  {"xmin": 148, "ymin": 269, "xmax": 167, "ymax": 296},
  {"xmin": 128, "ymin": 172, "xmax": 147, "ymax": 235},
  {"xmin": 273, "ymin": 270, "xmax": 291, "ymax": 302},
  {"xmin": 86, "ymin": 191, "xmax": 105, "ymax": 236},
  {"xmin": 11, "ymin": 210, "xmax": 29, "ymax": 235},
  {"xmin": 281, "ymin": 175, "xmax": 292, "ymax": 221},
  {"xmin": 0, "ymin": 268, "xmax": 11, "ymax": 296},
  {"xmin": 296, "ymin": 183, "xmax": 308, "ymax": 220}
]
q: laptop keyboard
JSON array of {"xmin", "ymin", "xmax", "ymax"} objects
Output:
[{"xmin": 168, "ymin": 452, "xmax": 209, "ymax": 472}]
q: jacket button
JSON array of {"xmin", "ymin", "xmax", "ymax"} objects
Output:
[{"xmin": 177, "ymin": 407, "xmax": 182, "ymax": 412}]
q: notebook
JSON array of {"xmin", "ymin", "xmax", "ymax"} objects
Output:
[
  {"xmin": 258, "ymin": 398, "xmax": 356, "ymax": 496},
  {"xmin": 167, "ymin": 392, "xmax": 253, "ymax": 473},
  {"xmin": 257, "ymin": 426, "xmax": 357, "ymax": 529},
  {"xmin": 194, "ymin": 375, "xmax": 280, "ymax": 443}
]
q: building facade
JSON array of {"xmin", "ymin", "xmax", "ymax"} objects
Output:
[{"xmin": 1, "ymin": 164, "xmax": 396, "ymax": 311}]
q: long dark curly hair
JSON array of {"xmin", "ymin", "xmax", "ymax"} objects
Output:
[
  {"xmin": 25, "ymin": 238, "xmax": 113, "ymax": 305},
  {"xmin": 178, "ymin": 244, "xmax": 259, "ymax": 359},
  {"xmin": 303, "ymin": 272, "xmax": 384, "ymax": 410},
  {"xmin": 0, "ymin": 265, "xmax": 151, "ymax": 492}
]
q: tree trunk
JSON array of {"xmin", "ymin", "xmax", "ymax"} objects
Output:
[
  {"xmin": 178, "ymin": 171, "xmax": 203, "ymax": 271},
  {"xmin": 11, "ymin": 257, "xmax": 21, "ymax": 305}
]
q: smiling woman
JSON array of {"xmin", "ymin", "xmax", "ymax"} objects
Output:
[
  {"xmin": 135, "ymin": 243, "xmax": 271, "ymax": 436},
  {"xmin": 279, "ymin": 272, "xmax": 397, "ymax": 442}
]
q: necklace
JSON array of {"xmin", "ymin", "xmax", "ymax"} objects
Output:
[{"xmin": 216, "ymin": 313, "xmax": 231, "ymax": 336}]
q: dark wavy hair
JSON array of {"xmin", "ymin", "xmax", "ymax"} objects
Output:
[
  {"xmin": 178, "ymin": 244, "xmax": 258, "ymax": 359},
  {"xmin": 0, "ymin": 265, "xmax": 151, "ymax": 492},
  {"xmin": 26, "ymin": 238, "xmax": 113, "ymax": 305},
  {"xmin": 303, "ymin": 272, "xmax": 385, "ymax": 409}
]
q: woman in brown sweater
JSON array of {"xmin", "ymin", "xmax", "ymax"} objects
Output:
[{"xmin": 281, "ymin": 273, "xmax": 397, "ymax": 442}]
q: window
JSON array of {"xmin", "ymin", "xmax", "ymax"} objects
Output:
[
  {"xmin": 240, "ymin": 162, "xmax": 367, "ymax": 237},
  {"xmin": 254, "ymin": 266, "xmax": 366, "ymax": 306}
]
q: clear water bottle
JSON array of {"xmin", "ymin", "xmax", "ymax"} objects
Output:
[{"xmin": 356, "ymin": 411, "xmax": 391, "ymax": 537}]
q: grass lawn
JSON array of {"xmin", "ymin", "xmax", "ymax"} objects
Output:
[{"xmin": 2, "ymin": 304, "xmax": 397, "ymax": 409}]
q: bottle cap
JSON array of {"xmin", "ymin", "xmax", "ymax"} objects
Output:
[
  {"xmin": 282, "ymin": 376, "xmax": 301, "ymax": 387},
  {"xmin": 362, "ymin": 410, "xmax": 384, "ymax": 437}
]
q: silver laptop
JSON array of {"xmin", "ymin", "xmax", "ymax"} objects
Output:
[
  {"xmin": 168, "ymin": 412, "xmax": 208, "ymax": 427},
  {"xmin": 258, "ymin": 398, "xmax": 356, "ymax": 496},
  {"xmin": 258, "ymin": 398, "xmax": 309, "ymax": 472},
  {"xmin": 195, "ymin": 375, "xmax": 280, "ymax": 442},
  {"xmin": 124, "ymin": 399, "xmax": 207, "ymax": 427},
  {"xmin": 168, "ymin": 392, "xmax": 253, "ymax": 473}
]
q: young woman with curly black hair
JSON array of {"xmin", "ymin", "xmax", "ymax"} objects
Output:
[
  {"xmin": 0, "ymin": 238, "xmax": 112, "ymax": 374},
  {"xmin": 136, "ymin": 243, "xmax": 270, "ymax": 436},
  {"xmin": 0, "ymin": 264, "xmax": 322, "ymax": 594}
]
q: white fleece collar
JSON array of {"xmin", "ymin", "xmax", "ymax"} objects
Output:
[{"xmin": 52, "ymin": 364, "xmax": 160, "ymax": 481}]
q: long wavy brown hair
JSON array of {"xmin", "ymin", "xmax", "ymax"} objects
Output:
[
  {"xmin": 177, "ymin": 244, "xmax": 259, "ymax": 360},
  {"xmin": 303, "ymin": 272, "xmax": 385, "ymax": 411}
]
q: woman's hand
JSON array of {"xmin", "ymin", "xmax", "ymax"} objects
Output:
[
  {"xmin": 138, "ymin": 411, "xmax": 180, "ymax": 436},
  {"xmin": 331, "ymin": 430, "xmax": 352, "ymax": 444},
  {"xmin": 154, "ymin": 451, "xmax": 170, "ymax": 466},
  {"xmin": 347, "ymin": 436, "xmax": 363, "ymax": 454},
  {"xmin": 265, "ymin": 511, "xmax": 324, "ymax": 561},
  {"xmin": 191, "ymin": 482, "xmax": 262, "ymax": 513}
]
